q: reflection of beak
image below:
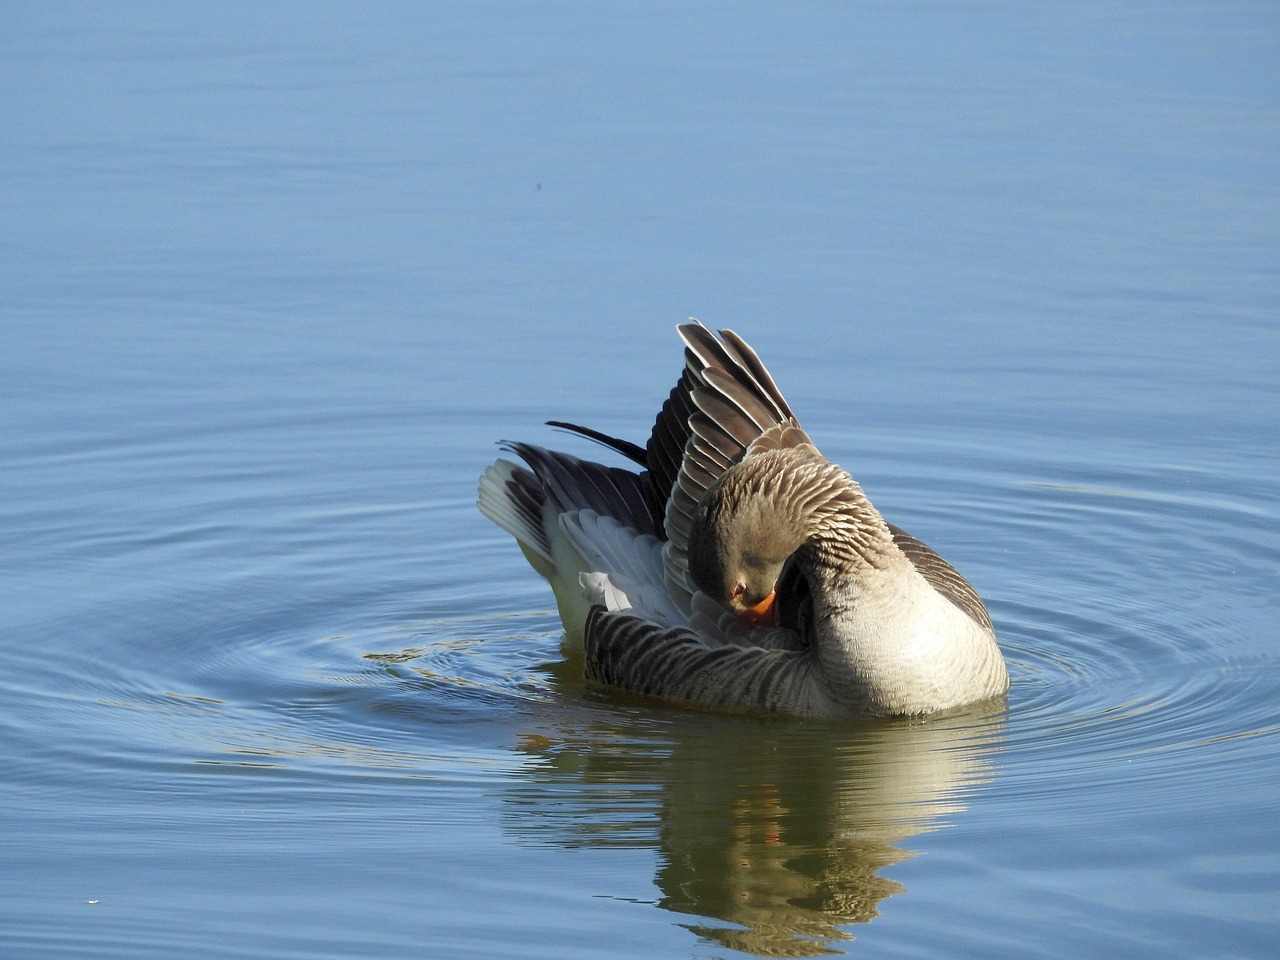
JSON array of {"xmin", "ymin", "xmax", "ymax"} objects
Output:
[{"xmin": 736, "ymin": 590, "xmax": 777, "ymax": 630}]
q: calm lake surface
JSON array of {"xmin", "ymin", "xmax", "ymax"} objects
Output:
[{"xmin": 3, "ymin": 3, "xmax": 1278, "ymax": 957}]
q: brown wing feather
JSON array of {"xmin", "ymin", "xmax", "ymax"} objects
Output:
[
  {"xmin": 500, "ymin": 441, "xmax": 661, "ymax": 538},
  {"xmin": 584, "ymin": 606, "xmax": 823, "ymax": 715},
  {"xmin": 662, "ymin": 325, "xmax": 812, "ymax": 554},
  {"xmin": 887, "ymin": 523, "xmax": 993, "ymax": 630}
]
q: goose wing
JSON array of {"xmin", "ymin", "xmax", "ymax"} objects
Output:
[
  {"xmin": 584, "ymin": 606, "xmax": 832, "ymax": 715},
  {"xmin": 660, "ymin": 324, "xmax": 816, "ymax": 601},
  {"xmin": 887, "ymin": 523, "xmax": 994, "ymax": 631}
]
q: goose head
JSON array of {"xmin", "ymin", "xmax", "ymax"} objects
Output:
[
  {"xmin": 687, "ymin": 492, "xmax": 797, "ymax": 629},
  {"xmin": 686, "ymin": 446, "xmax": 875, "ymax": 630}
]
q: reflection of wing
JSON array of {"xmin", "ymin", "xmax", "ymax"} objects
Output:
[{"xmin": 504, "ymin": 701, "xmax": 1005, "ymax": 956}]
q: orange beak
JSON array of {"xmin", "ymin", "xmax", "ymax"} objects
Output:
[{"xmin": 736, "ymin": 590, "xmax": 777, "ymax": 630}]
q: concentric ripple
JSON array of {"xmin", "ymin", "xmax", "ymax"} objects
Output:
[{"xmin": 948, "ymin": 444, "xmax": 1280, "ymax": 807}]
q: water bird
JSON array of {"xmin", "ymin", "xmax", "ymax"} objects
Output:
[{"xmin": 478, "ymin": 323, "xmax": 1008, "ymax": 717}]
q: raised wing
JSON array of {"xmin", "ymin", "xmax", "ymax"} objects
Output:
[{"xmin": 660, "ymin": 324, "xmax": 815, "ymax": 600}]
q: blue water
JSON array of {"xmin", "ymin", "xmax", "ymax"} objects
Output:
[{"xmin": 3, "ymin": 3, "xmax": 1278, "ymax": 957}]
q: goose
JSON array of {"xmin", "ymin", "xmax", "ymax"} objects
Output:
[{"xmin": 477, "ymin": 323, "xmax": 1008, "ymax": 717}]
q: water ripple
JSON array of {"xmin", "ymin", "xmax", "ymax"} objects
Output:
[{"xmin": 956, "ymin": 448, "xmax": 1280, "ymax": 806}]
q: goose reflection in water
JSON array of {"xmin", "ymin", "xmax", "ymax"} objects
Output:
[{"xmin": 505, "ymin": 697, "xmax": 1005, "ymax": 957}]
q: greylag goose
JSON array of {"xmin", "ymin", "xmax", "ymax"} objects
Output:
[{"xmin": 478, "ymin": 324, "xmax": 1008, "ymax": 717}]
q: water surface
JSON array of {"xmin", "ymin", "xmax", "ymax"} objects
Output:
[{"xmin": 2, "ymin": 3, "xmax": 1278, "ymax": 958}]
